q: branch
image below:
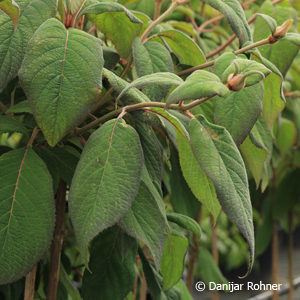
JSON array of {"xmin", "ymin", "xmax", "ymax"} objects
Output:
[
  {"xmin": 24, "ymin": 264, "xmax": 38, "ymax": 300},
  {"xmin": 197, "ymin": 14, "xmax": 224, "ymax": 34},
  {"xmin": 76, "ymin": 95, "xmax": 215, "ymax": 135}
]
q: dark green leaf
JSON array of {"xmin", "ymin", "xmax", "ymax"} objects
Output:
[
  {"xmin": 5, "ymin": 100, "xmax": 32, "ymax": 114},
  {"xmin": 69, "ymin": 118, "xmax": 143, "ymax": 264},
  {"xmin": 0, "ymin": 148, "xmax": 54, "ymax": 284},
  {"xmin": 82, "ymin": 227, "xmax": 137, "ymax": 300},
  {"xmin": 19, "ymin": 18, "xmax": 104, "ymax": 146},
  {"xmin": 0, "ymin": 0, "xmax": 56, "ymax": 92},
  {"xmin": 189, "ymin": 116, "xmax": 254, "ymax": 275},
  {"xmin": 0, "ymin": 115, "xmax": 28, "ymax": 135}
]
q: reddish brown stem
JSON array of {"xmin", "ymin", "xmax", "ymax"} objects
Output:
[
  {"xmin": 24, "ymin": 264, "xmax": 38, "ymax": 300},
  {"xmin": 288, "ymin": 211, "xmax": 294, "ymax": 300},
  {"xmin": 186, "ymin": 209, "xmax": 201, "ymax": 292},
  {"xmin": 46, "ymin": 180, "xmax": 67, "ymax": 300}
]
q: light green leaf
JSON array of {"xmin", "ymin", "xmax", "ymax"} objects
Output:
[
  {"xmin": 80, "ymin": 1, "xmax": 142, "ymax": 23},
  {"xmin": 0, "ymin": 0, "xmax": 56, "ymax": 92},
  {"xmin": 256, "ymin": 13, "xmax": 277, "ymax": 35},
  {"xmin": 253, "ymin": 1, "xmax": 299, "ymax": 76},
  {"xmin": 282, "ymin": 33, "xmax": 300, "ymax": 46},
  {"xmin": 103, "ymin": 68, "xmax": 150, "ymax": 104},
  {"xmin": 204, "ymin": 0, "xmax": 252, "ymax": 45},
  {"xmin": 88, "ymin": 7, "xmax": 144, "ymax": 59},
  {"xmin": 117, "ymin": 73, "xmax": 183, "ymax": 103},
  {"xmin": 19, "ymin": 18, "xmax": 103, "ymax": 147},
  {"xmin": 160, "ymin": 234, "xmax": 188, "ymax": 291},
  {"xmin": 0, "ymin": 0, "xmax": 19, "ymax": 29},
  {"xmin": 119, "ymin": 167, "xmax": 167, "ymax": 268},
  {"xmin": 222, "ymin": 59, "xmax": 271, "ymax": 88},
  {"xmin": 69, "ymin": 118, "xmax": 143, "ymax": 264},
  {"xmin": 196, "ymin": 248, "xmax": 227, "ymax": 285},
  {"xmin": 213, "ymin": 52, "xmax": 237, "ymax": 78},
  {"xmin": 153, "ymin": 108, "xmax": 221, "ymax": 220},
  {"xmin": 167, "ymin": 212, "xmax": 201, "ymax": 239},
  {"xmin": 153, "ymin": 30, "xmax": 205, "ymax": 66},
  {"xmin": 82, "ymin": 227, "xmax": 137, "ymax": 300},
  {"xmin": 214, "ymin": 83, "xmax": 264, "ymax": 145},
  {"xmin": 166, "ymin": 70, "xmax": 229, "ymax": 105},
  {"xmin": 0, "ymin": 115, "xmax": 28, "ymax": 135},
  {"xmin": 189, "ymin": 116, "xmax": 254, "ymax": 274},
  {"xmin": 0, "ymin": 148, "xmax": 54, "ymax": 284},
  {"xmin": 240, "ymin": 117, "xmax": 272, "ymax": 187},
  {"xmin": 276, "ymin": 118, "xmax": 297, "ymax": 155},
  {"xmin": 132, "ymin": 38, "xmax": 174, "ymax": 101}
]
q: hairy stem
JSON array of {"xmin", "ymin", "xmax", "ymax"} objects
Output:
[
  {"xmin": 76, "ymin": 95, "xmax": 215, "ymax": 134},
  {"xmin": 197, "ymin": 15, "xmax": 224, "ymax": 34},
  {"xmin": 154, "ymin": 0, "xmax": 162, "ymax": 20},
  {"xmin": 24, "ymin": 264, "xmax": 38, "ymax": 300},
  {"xmin": 46, "ymin": 180, "xmax": 67, "ymax": 300}
]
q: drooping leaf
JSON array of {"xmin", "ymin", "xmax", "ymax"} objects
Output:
[
  {"xmin": 222, "ymin": 59, "xmax": 271, "ymax": 88},
  {"xmin": 283, "ymin": 33, "xmax": 300, "ymax": 46},
  {"xmin": 253, "ymin": 1, "xmax": 299, "ymax": 76},
  {"xmin": 189, "ymin": 116, "xmax": 254, "ymax": 274},
  {"xmin": 152, "ymin": 108, "xmax": 221, "ymax": 220},
  {"xmin": 166, "ymin": 70, "xmax": 229, "ymax": 105},
  {"xmin": 119, "ymin": 167, "xmax": 167, "ymax": 268},
  {"xmin": 87, "ymin": 6, "xmax": 143, "ymax": 59},
  {"xmin": 160, "ymin": 234, "xmax": 188, "ymax": 291},
  {"xmin": 240, "ymin": 117, "xmax": 272, "ymax": 187},
  {"xmin": 153, "ymin": 30, "xmax": 206, "ymax": 66},
  {"xmin": 117, "ymin": 73, "xmax": 183, "ymax": 103},
  {"xmin": 0, "ymin": 148, "xmax": 54, "ymax": 284},
  {"xmin": 167, "ymin": 212, "xmax": 202, "ymax": 239},
  {"xmin": 82, "ymin": 227, "xmax": 137, "ymax": 300},
  {"xmin": 214, "ymin": 83, "xmax": 264, "ymax": 145},
  {"xmin": 19, "ymin": 18, "xmax": 103, "ymax": 146},
  {"xmin": 69, "ymin": 118, "xmax": 143, "ymax": 264},
  {"xmin": 132, "ymin": 38, "xmax": 175, "ymax": 100},
  {"xmin": 103, "ymin": 68, "xmax": 150, "ymax": 104},
  {"xmin": 0, "ymin": 115, "xmax": 28, "ymax": 135},
  {"xmin": 0, "ymin": 0, "xmax": 19, "ymax": 29},
  {"xmin": 0, "ymin": 0, "xmax": 56, "ymax": 92},
  {"xmin": 204, "ymin": 0, "xmax": 252, "ymax": 45},
  {"xmin": 256, "ymin": 13, "xmax": 277, "ymax": 35}
]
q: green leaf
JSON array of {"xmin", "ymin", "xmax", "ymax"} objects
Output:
[
  {"xmin": 253, "ymin": 1, "xmax": 299, "ymax": 76},
  {"xmin": 282, "ymin": 32, "xmax": 300, "ymax": 46},
  {"xmin": 196, "ymin": 248, "xmax": 227, "ymax": 285},
  {"xmin": 204, "ymin": 0, "xmax": 252, "ymax": 45},
  {"xmin": 166, "ymin": 70, "xmax": 229, "ymax": 105},
  {"xmin": 213, "ymin": 52, "xmax": 237, "ymax": 78},
  {"xmin": 167, "ymin": 212, "xmax": 202, "ymax": 239},
  {"xmin": 160, "ymin": 234, "xmax": 188, "ymax": 291},
  {"xmin": 0, "ymin": 0, "xmax": 19, "ymax": 29},
  {"xmin": 240, "ymin": 117, "xmax": 272, "ymax": 187},
  {"xmin": 168, "ymin": 146, "xmax": 200, "ymax": 219},
  {"xmin": 88, "ymin": 7, "xmax": 143, "ymax": 59},
  {"xmin": 59, "ymin": 266, "xmax": 81, "ymax": 300},
  {"xmin": 103, "ymin": 68, "xmax": 150, "ymax": 104},
  {"xmin": 0, "ymin": 148, "xmax": 54, "ymax": 284},
  {"xmin": 5, "ymin": 100, "xmax": 32, "ymax": 114},
  {"xmin": 214, "ymin": 83, "xmax": 264, "ymax": 145},
  {"xmin": 153, "ymin": 108, "xmax": 221, "ymax": 220},
  {"xmin": 222, "ymin": 59, "xmax": 271, "ymax": 88},
  {"xmin": 103, "ymin": 46, "xmax": 120, "ymax": 70},
  {"xmin": 119, "ymin": 167, "xmax": 167, "ymax": 268},
  {"xmin": 132, "ymin": 38, "xmax": 175, "ymax": 101},
  {"xmin": 256, "ymin": 13, "xmax": 277, "ymax": 35},
  {"xmin": 69, "ymin": 118, "xmax": 143, "ymax": 264},
  {"xmin": 0, "ymin": 115, "xmax": 28, "ymax": 135},
  {"xmin": 276, "ymin": 118, "xmax": 297, "ymax": 155},
  {"xmin": 189, "ymin": 117, "xmax": 254, "ymax": 274},
  {"xmin": 153, "ymin": 30, "xmax": 206, "ymax": 66},
  {"xmin": 82, "ymin": 227, "xmax": 137, "ymax": 300},
  {"xmin": 117, "ymin": 72, "xmax": 183, "ymax": 103},
  {"xmin": 0, "ymin": 0, "xmax": 56, "ymax": 92},
  {"xmin": 19, "ymin": 18, "xmax": 103, "ymax": 147}
]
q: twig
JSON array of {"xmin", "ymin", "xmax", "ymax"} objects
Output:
[
  {"xmin": 197, "ymin": 15, "xmax": 224, "ymax": 34},
  {"xmin": 154, "ymin": 0, "xmax": 162, "ymax": 20},
  {"xmin": 46, "ymin": 180, "xmax": 67, "ymax": 300},
  {"xmin": 88, "ymin": 25, "xmax": 97, "ymax": 35},
  {"xmin": 76, "ymin": 95, "xmax": 216, "ymax": 135},
  {"xmin": 24, "ymin": 264, "xmax": 38, "ymax": 300}
]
